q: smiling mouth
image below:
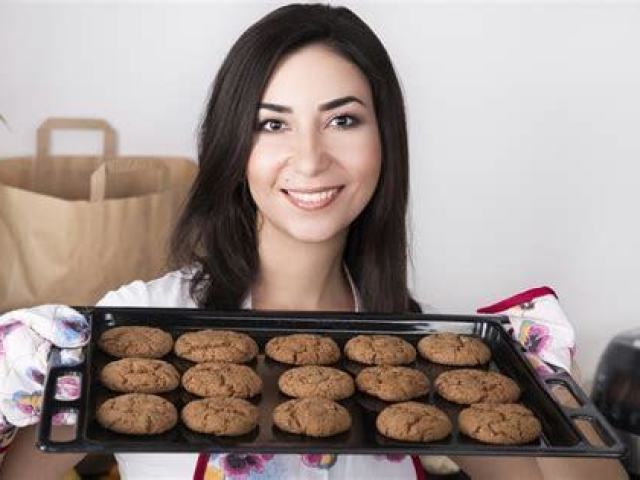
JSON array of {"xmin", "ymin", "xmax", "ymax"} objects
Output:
[{"xmin": 281, "ymin": 186, "xmax": 344, "ymax": 210}]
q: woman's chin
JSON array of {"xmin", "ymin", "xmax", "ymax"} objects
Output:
[{"xmin": 283, "ymin": 223, "xmax": 347, "ymax": 245}]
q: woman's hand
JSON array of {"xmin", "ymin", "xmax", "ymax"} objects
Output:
[{"xmin": 0, "ymin": 305, "xmax": 89, "ymax": 432}]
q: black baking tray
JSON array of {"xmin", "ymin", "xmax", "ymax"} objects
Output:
[{"xmin": 37, "ymin": 307, "xmax": 626, "ymax": 457}]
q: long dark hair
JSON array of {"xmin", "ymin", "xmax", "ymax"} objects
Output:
[{"xmin": 171, "ymin": 3, "xmax": 421, "ymax": 313}]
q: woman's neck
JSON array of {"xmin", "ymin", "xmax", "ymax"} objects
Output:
[{"xmin": 251, "ymin": 217, "xmax": 353, "ymax": 311}]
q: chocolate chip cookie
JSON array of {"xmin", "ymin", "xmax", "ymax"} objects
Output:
[
  {"xmin": 98, "ymin": 326, "xmax": 173, "ymax": 359},
  {"xmin": 278, "ymin": 366, "xmax": 355, "ymax": 400},
  {"xmin": 344, "ymin": 335, "xmax": 416, "ymax": 365},
  {"xmin": 273, "ymin": 397, "xmax": 352, "ymax": 437},
  {"xmin": 458, "ymin": 403, "xmax": 542, "ymax": 445},
  {"xmin": 181, "ymin": 397, "xmax": 259, "ymax": 436},
  {"xmin": 182, "ymin": 362, "xmax": 263, "ymax": 398},
  {"xmin": 100, "ymin": 358, "xmax": 180, "ymax": 394},
  {"xmin": 265, "ymin": 334, "xmax": 340, "ymax": 365},
  {"xmin": 417, "ymin": 333, "xmax": 491, "ymax": 366},
  {"xmin": 96, "ymin": 393, "xmax": 177, "ymax": 435},
  {"xmin": 174, "ymin": 330, "xmax": 258, "ymax": 363},
  {"xmin": 435, "ymin": 369, "xmax": 521, "ymax": 405},
  {"xmin": 355, "ymin": 366, "xmax": 429, "ymax": 402},
  {"xmin": 376, "ymin": 402, "xmax": 452, "ymax": 442}
]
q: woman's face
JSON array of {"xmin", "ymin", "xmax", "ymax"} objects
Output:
[{"xmin": 247, "ymin": 43, "xmax": 382, "ymax": 244}]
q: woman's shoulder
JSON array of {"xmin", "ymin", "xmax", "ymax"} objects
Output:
[{"xmin": 96, "ymin": 268, "xmax": 197, "ymax": 308}]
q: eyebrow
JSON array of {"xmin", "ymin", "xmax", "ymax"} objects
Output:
[{"xmin": 258, "ymin": 95, "xmax": 365, "ymax": 113}]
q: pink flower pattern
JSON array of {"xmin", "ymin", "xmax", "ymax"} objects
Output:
[{"xmin": 219, "ymin": 454, "xmax": 274, "ymax": 479}]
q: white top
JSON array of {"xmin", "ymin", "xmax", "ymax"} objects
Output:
[{"xmin": 96, "ymin": 268, "xmax": 421, "ymax": 480}]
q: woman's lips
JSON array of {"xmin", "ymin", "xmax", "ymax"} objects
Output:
[{"xmin": 281, "ymin": 186, "xmax": 343, "ymax": 211}]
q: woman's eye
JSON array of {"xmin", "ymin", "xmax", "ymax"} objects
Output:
[
  {"xmin": 256, "ymin": 115, "xmax": 360, "ymax": 133},
  {"xmin": 329, "ymin": 115, "xmax": 360, "ymax": 129},
  {"xmin": 257, "ymin": 119, "xmax": 286, "ymax": 133}
]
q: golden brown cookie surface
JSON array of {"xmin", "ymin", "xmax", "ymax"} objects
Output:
[
  {"xmin": 458, "ymin": 403, "xmax": 542, "ymax": 444},
  {"xmin": 96, "ymin": 393, "xmax": 177, "ymax": 435},
  {"xmin": 417, "ymin": 333, "xmax": 491, "ymax": 366},
  {"xmin": 182, "ymin": 362, "xmax": 263, "ymax": 398},
  {"xmin": 344, "ymin": 335, "xmax": 416, "ymax": 365},
  {"xmin": 435, "ymin": 368, "xmax": 521, "ymax": 405},
  {"xmin": 100, "ymin": 358, "xmax": 180, "ymax": 394},
  {"xmin": 98, "ymin": 326, "xmax": 173, "ymax": 359},
  {"xmin": 174, "ymin": 330, "xmax": 258, "ymax": 363},
  {"xmin": 181, "ymin": 397, "xmax": 259, "ymax": 436},
  {"xmin": 278, "ymin": 366, "xmax": 354, "ymax": 400},
  {"xmin": 376, "ymin": 402, "xmax": 452, "ymax": 442},
  {"xmin": 356, "ymin": 365, "xmax": 429, "ymax": 401},
  {"xmin": 272, "ymin": 397, "xmax": 352, "ymax": 437},
  {"xmin": 265, "ymin": 334, "xmax": 340, "ymax": 365}
]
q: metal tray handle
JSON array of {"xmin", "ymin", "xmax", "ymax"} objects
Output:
[
  {"xmin": 543, "ymin": 370, "xmax": 626, "ymax": 453},
  {"xmin": 37, "ymin": 347, "xmax": 88, "ymax": 450}
]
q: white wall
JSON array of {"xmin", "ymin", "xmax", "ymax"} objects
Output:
[{"xmin": 1, "ymin": 1, "xmax": 639, "ymax": 385}]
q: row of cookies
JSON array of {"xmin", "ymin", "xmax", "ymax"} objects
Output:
[
  {"xmin": 100, "ymin": 358, "xmax": 263, "ymax": 397},
  {"xmin": 97, "ymin": 326, "xmax": 492, "ymax": 367},
  {"xmin": 96, "ymin": 392, "xmax": 260, "ymax": 437},
  {"xmin": 266, "ymin": 332, "xmax": 493, "ymax": 367},
  {"xmin": 98, "ymin": 327, "xmax": 258, "ymax": 363},
  {"xmin": 95, "ymin": 391, "xmax": 542, "ymax": 446},
  {"xmin": 376, "ymin": 401, "xmax": 542, "ymax": 445}
]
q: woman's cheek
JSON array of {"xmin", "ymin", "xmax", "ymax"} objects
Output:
[
  {"xmin": 333, "ymin": 129, "xmax": 381, "ymax": 191},
  {"xmin": 247, "ymin": 140, "xmax": 286, "ymax": 188}
]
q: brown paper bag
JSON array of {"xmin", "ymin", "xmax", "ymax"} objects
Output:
[{"xmin": 0, "ymin": 118, "xmax": 197, "ymax": 313}]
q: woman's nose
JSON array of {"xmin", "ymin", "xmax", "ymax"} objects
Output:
[{"xmin": 291, "ymin": 130, "xmax": 331, "ymax": 176}]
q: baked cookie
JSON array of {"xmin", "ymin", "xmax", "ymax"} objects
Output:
[
  {"xmin": 181, "ymin": 397, "xmax": 259, "ymax": 436},
  {"xmin": 98, "ymin": 326, "xmax": 173, "ymax": 359},
  {"xmin": 174, "ymin": 330, "xmax": 258, "ymax": 363},
  {"xmin": 435, "ymin": 369, "xmax": 521, "ymax": 405},
  {"xmin": 417, "ymin": 333, "xmax": 491, "ymax": 366},
  {"xmin": 182, "ymin": 362, "xmax": 263, "ymax": 398},
  {"xmin": 376, "ymin": 402, "xmax": 452, "ymax": 442},
  {"xmin": 96, "ymin": 393, "xmax": 177, "ymax": 435},
  {"xmin": 344, "ymin": 335, "xmax": 416, "ymax": 365},
  {"xmin": 100, "ymin": 358, "xmax": 180, "ymax": 394},
  {"xmin": 355, "ymin": 366, "xmax": 429, "ymax": 402},
  {"xmin": 278, "ymin": 366, "xmax": 355, "ymax": 400},
  {"xmin": 273, "ymin": 397, "xmax": 352, "ymax": 437},
  {"xmin": 458, "ymin": 403, "xmax": 542, "ymax": 445},
  {"xmin": 265, "ymin": 334, "xmax": 340, "ymax": 365}
]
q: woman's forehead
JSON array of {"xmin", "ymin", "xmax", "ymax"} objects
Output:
[{"xmin": 260, "ymin": 43, "xmax": 373, "ymax": 110}]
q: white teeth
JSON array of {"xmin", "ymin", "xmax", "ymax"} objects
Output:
[{"xmin": 286, "ymin": 188, "xmax": 339, "ymax": 203}]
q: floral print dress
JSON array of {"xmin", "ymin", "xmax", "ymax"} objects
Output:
[{"xmin": 194, "ymin": 453, "xmax": 424, "ymax": 480}]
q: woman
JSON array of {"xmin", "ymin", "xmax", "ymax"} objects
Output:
[
  {"xmin": 0, "ymin": 3, "xmax": 628, "ymax": 479},
  {"xmin": 2, "ymin": 4, "xmax": 421, "ymax": 478}
]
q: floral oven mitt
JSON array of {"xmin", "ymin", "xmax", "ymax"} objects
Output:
[
  {"xmin": 0, "ymin": 305, "xmax": 89, "ymax": 452},
  {"xmin": 477, "ymin": 286, "xmax": 576, "ymax": 375}
]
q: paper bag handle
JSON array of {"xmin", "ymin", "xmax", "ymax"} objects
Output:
[
  {"xmin": 32, "ymin": 118, "xmax": 118, "ymax": 190},
  {"xmin": 35, "ymin": 117, "xmax": 117, "ymax": 160},
  {"xmin": 89, "ymin": 158, "xmax": 172, "ymax": 202}
]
